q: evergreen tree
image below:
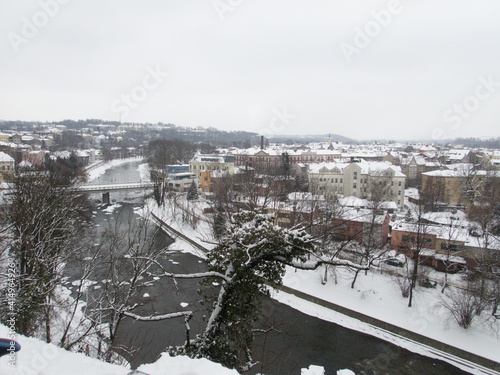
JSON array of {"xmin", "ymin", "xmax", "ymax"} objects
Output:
[
  {"xmin": 281, "ymin": 152, "xmax": 291, "ymax": 179},
  {"xmin": 294, "ymin": 173, "xmax": 303, "ymax": 192},
  {"xmin": 187, "ymin": 180, "xmax": 198, "ymax": 201},
  {"xmin": 212, "ymin": 201, "xmax": 226, "ymax": 241}
]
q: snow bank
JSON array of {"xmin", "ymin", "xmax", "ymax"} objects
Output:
[
  {"xmin": 137, "ymin": 353, "xmax": 237, "ymax": 375},
  {"xmin": 301, "ymin": 365, "xmax": 325, "ymax": 374},
  {"xmin": 0, "ymin": 323, "xmax": 238, "ymax": 374}
]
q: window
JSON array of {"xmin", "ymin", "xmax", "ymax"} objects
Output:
[
  {"xmin": 402, "ymin": 235, "xmax": 415, "ymax": 243},
  {"xmin": 398, "ymin": 190, "xmax": 401, "ymax": 195},
  {"xmin": 353, "ymin": 172, "xmax": 357, "ymax": 180},
  {"xmin": 440, "ymin": 243, "xmax": 462, "ymax": 252},
  {"xmin": 340, "ymin": 178, "xmax": 343, "ymax": 183},
  {"xmin": 353, "ymin": 183, "xmax": 357, "ymax": 189},
  {"xmin": 398, "ymin": 181, "xmax": 402, "ymax": 187},
  {"xmin": 335, "ymin": 178, "xmax": 338, "ymax": 183}
]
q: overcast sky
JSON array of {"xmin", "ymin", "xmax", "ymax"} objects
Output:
[{"xmin": 1, "ymin": 1, "xmax": 499, "ymax": 141}]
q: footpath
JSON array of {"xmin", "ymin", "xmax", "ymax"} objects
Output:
[{"xmin": 151, "ymin": 212, "xmax": 500, "ymax": 375}]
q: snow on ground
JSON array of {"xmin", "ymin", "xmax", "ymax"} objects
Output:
[
  {"xmin": 280, "ymin": 265, "xmax": 500, "ymax": 364},
  {"xmin": 152, "ymin": 194, "xmax": 500, "ymax": 374},
  {"xmin": 143, "ymin": 197, "xmax": 214, "ymax": 259},
  {"xmin": 301, "ymin": 365, "xmax": 326, "ymax": 374},
  {"xmin": 0, "ymin": 324, "xmax": 239, "ymax": 374}
]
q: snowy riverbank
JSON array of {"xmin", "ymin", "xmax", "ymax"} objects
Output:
[{"xmin": 146, "ymin": 194, "xmax": 500, "ymax": 375}]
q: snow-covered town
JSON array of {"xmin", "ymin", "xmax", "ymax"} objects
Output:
[
  {"xmin": 0, "ymin": 119, "xmax": 499, "ymax": 374},
  {"xmin": 2, "ymin": 1, "xmax": 500, "ymax": 374}
]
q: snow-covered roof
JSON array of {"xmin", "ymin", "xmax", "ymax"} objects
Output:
[
  {"xmin": 392, "ymin": 220, "xmax": 500, "ymax": 250},
  {"xmin": 339, "ymin": 196, "xmax": 370, "ymax": 208},
  {"xmin": 308, "ymin": 162, "xmax": 349, "ymax": 174},
  {"xmin": 421, "ymin": 210, "xmax": 469, "ymax": 228},
  {"xmin": 0, "ymin": 151, "xmax": 14, "ymax": 162},
  {"xmin": 288, "ymin": 192, "xmax": 325, "ymax": 202},
  {"xmin": 420, "ymin": 249, "xmax": 467, "ymax": 264},
  {"xmin": 353, "ymin": 161, "xmax": 406, "ymax": 177},
  {"xmin": 422, "ymin": 167, "xmax": 496, "ymax": 178},
  {"xmin": 405, "ymin": 188, "xmax": 419, "ymax": 200}
]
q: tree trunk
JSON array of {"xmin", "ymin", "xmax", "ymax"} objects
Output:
[
  {"xmin": 408, "ymin": 253, "xmax": 419, "ymax": 308},
  {"xmin": 351, "ymin": 269, "xmax": 361, "ymax": 289}
]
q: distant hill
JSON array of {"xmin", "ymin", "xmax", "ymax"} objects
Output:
[
  {"xmin": 0, "ymin": 119, "xmax": 356, "ymax": 147},
  {"xmin": 266, "ymin": 133, "xmax": 357, "ymax": 144}
]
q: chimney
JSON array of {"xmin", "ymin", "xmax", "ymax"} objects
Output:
[{"xmin": 260, "ymin": 135, "xmax": 264, "ymax": 150}]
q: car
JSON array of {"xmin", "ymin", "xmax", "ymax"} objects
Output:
[{"xmin": 384, "ymin": 258, "xmax": 405, "ymax": 267}]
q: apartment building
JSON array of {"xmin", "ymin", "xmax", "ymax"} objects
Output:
[
  {"xmin": 309, "ymin": 161, "xmax": 406, "ymax": 209},
  {"xmin": 421, "ymin": 167, "xmax": 500, "ymax": 208}
]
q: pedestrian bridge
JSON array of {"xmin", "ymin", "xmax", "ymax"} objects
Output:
[{"xmin": 75, "ymin": 182, "xmax": 155, "ymax": 192}]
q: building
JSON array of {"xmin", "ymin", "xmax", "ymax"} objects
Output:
[
  {"xmin": 309, "ymin": 161, "xmax": 406, "ymax": 209},
  {"xmin": 400, "ymin": 155, "xmax": 427, "ymax": 187},
  {"xmin": 167, "ymin": 172, "xmax": 196, "ymax": 192},
  {"xmin": 166, "ymin": 165, "xmax": 190, "ymax": 174},
  {"xmin": 272, "ymin": 193, "xmax": 391, "ymax": 247},
  {"xmin": 0, "ymin": 152, "xmax": 15, "ymax": 181},
  {"xmin": 421, "ymin": 166, "xmax": 500, "ymax": 209},
  {"xmin": 189, "ymin": 154, "xmax": 235, "ymax": 180},
  {"xmin": 391, "ymin": 220, "xmax": 500, "ymax": 273}
]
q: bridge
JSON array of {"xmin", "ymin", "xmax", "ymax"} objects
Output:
[
  {"xmin": 75, "ymin": 182, "xmax": 155, "ymax": 192},
  {"xmin": 74, "ymin": 182, "xmax": 155, "ymax": 204}
]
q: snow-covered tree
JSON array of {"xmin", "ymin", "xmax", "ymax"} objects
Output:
[
  {"xmin": 212, "ymin": 200, "xmax": 226, "ymax": 241},
  {"xmin": 1, "ymin": 167, "xmax": 91, "ymax": 337},
  {"xmin": 171, "ymin": 210, "xmax": 314, "ymax": 370},
  {"xmin": 187, "ymin": 180, "xmax": 198, "ymax": 201}
]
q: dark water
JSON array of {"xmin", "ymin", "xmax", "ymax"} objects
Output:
[{"xmin": 77, "ymin": 161, "xmax": 470, "ymax": 374}]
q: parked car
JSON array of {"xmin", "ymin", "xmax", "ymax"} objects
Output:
[{"xmin": 384, "ymin": 258, "xmax": 405, "ymax": 267}]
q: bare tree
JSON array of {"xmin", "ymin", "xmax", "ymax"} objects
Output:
[
  {"xmin": 146, "ymin": 139, "xmax": 197, "ymax": 206},
  {"xmin": 441, "ymin": 280, "xmax": 490, "ymax": 329},
  {"xmin": 1, "ymin": 166, "xmax": 92, "ymax": 338},
  {"xmin": 439, "ymin": 215, "xmax": 462, "ymax": 293},
  {"xmin": 405, "ymin": 195, "xmax": 433, "ymax": 307}
]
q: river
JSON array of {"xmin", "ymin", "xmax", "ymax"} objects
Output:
[{"xmin": 79, "ymin": 160, "xmax": 469, "ymax": 374}]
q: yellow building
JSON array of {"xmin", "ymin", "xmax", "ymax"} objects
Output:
[
  {"xmin": 0, "ymin": 133, "xmax": 10, "ymax": 143},
  {"xmin": 0, "ymin": 151, "xmax": 15, "ymax": 181},
  {"xmin": 421, "ymin": 167, "xmax": 499, "ymax": 208}
]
